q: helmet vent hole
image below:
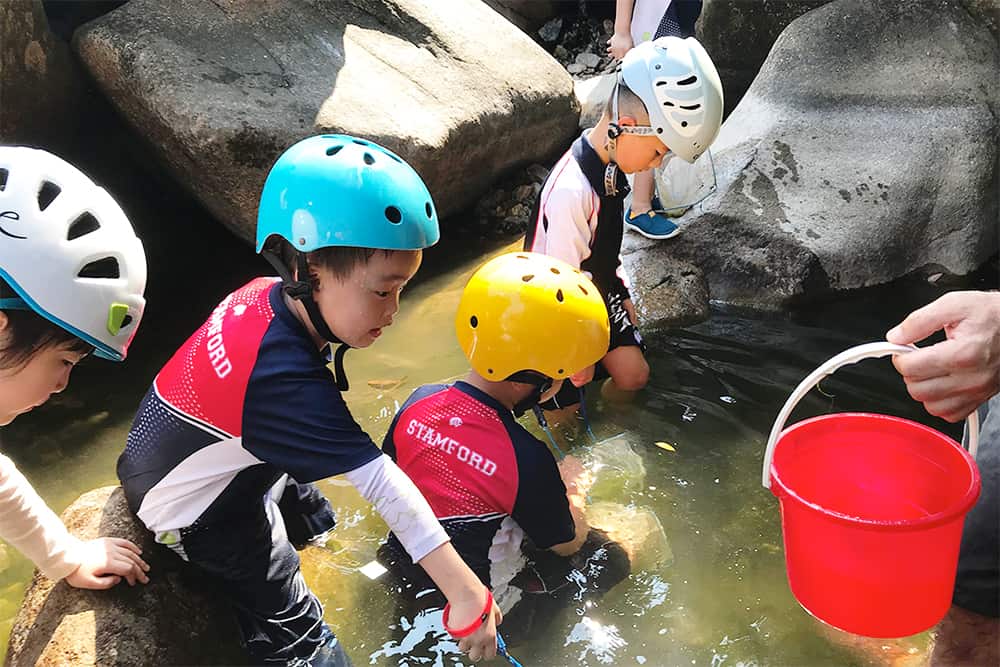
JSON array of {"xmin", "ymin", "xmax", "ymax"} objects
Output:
[
  {"xmin": 78, "ymin": 256, "xmax": 120, "ymax": 279},
  {"xmin": 680, "ymin": 104, "xmax": 701, "ymax": 111},
  {"xmin": 385, "ymin": 206, "xmax": 402, "ymax": 224},
  {"xmin": 326, "ymin": 145, "xmax": 343, "ymax": 156},
  {"xmin": 516, "ymin": 254, "xmax": 529, "ymax": 259},
  {"xmin": 0, "ymin": 169, "xmax": 8, "ymax": 191},
  {"xmin": 557, "ymin": 368, "xmax": 563, "ymax": 374},
  {"xmin": 363, "ymin": 152, "xmax": 376, "ymax": 165},
  {"xmin": 470, "ymin": 315, "xmax": 478, "ymax": 328},
  {"xmin": 657, "ymin": 128, "xmax": 663, "ymax": 134},
  {"xmin": 388, "ymin": 153, "xmax": 403, "ymax": 164},
  {"xmin": 425, "ymin": 202, "xmax": 433, "ymax": 219},
  {"xmin": 681, "ymin": 121, "xmax": 688, "ymax": 127},
  {"xmin": 67, "ymin": 213, "xmax": 100, "ymax": 241},
  {"xmin": 678, "ymin": 75, "xmax": 698, "ymax": 85},
  {"xmin": 120, "ymin": 314, "xmax": 134, "ymax": 329},
  {"xmin": 352, "ymin": 139, "xmax": 369, "ymax": 146},
  {"xmin": 578, "ymin": 284, "xmax": 589, "ymax": 295},
  {"xmin": 487, "ymin": 368, "xmax": 494, "ymax": 375},
  {"xmin": 521, "ymin": 274, "xmax": 534, "ymax": 282},
  {"xmin": 37, "ymin": 181, "xmax": 60, "ymax": 211},
  {"xmin": 550, "ymin": 267, "xmax": 560, "ymax": 274},
  {"xmin": 663, "ymin": 101, "xmax": 675, "ymax": 107},
  {"xmin": 555, "ymin": 289, "xmax": 564, "ymax": 302}
]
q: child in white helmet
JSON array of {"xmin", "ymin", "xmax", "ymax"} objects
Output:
[
  {"xmin": 525, "ymin": 36, "xmax": 723, "ymax": 409},
  {"xmin": 607, "ymin": 1, "xmax": 705, "ymax": 234},
  {"xmin": 0, "ymin": 146, "xmax": 149, "ymax": 589}
]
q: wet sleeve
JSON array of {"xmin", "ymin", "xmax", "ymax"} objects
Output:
[
  {"xmin": 345, "ymin": 455, "xmax": 449, "ymax": 562},
  {"xmin": 0, "ymin": 454, "xmax": 84, "ymax": 580},
  {"xmin": 243, "ymin": 364, "xmax": 382, "ymax": 482},
  {"xmin": 539, "ymin": 184, "xmax": 595, "ymax": 270},
  {"xmin": 509, "ymin": 431, "xmax": 576, "ymax": 550}
]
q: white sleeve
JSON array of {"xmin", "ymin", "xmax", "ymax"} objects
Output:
[
  {"xmin": 344, "ymin": 454, "xmax": 449, "ymax": 563},
  {"xmin": 0, "ymin": 454, "xmax": 83, "ymax": 580},
  {"xmin": 540, "ymin": 185, "xmax": 595, "ymax": 270}
]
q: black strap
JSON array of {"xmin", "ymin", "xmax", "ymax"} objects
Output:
[{"xmin": 261, "ymin": 248, "xmax": 352, "ymax": 391}]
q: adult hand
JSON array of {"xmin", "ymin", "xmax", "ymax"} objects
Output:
[
  {"xmin": 454, "ymin": 592, "xmax": 502, "ymax": 662},
  {"xmin": 607, "ymin": 32, "xmax": 633, "ymax": 60},
  {"xmin": 64, "ymin": 537, "xmax": 150, "ymax": 589},
  {"xmin": 886, "ymin": 290, "xmax": 1000, "ymax": 422}
]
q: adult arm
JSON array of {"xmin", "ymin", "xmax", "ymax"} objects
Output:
[{"xmin": 886, "ymin": 290, "xmax": 1000, "ymax": 422}]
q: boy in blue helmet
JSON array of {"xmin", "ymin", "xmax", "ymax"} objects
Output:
[
  {"xmin": 118, "ymin": 136, "xmax": 500, "ymax": 666},
  {"xmin": 525, "ymin": 36, "xmax": 723, "ymax": 409}
]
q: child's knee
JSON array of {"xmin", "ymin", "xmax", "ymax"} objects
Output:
[{"xmin": 611, "ymin": 360, "xmax": 649, "ymax": 391}]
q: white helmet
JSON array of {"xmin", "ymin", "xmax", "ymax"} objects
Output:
[
  {"xmin": 0, "ymin": 147, "xmax": 146, "ymax": 361},
  {"xmin": 620, "ymin": 36, "xmax": 724, "ymax": 163}
]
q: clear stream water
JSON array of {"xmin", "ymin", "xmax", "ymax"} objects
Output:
[{"xmin": 0, "ymin": 157, "xmax": 994, "ymax": 666}]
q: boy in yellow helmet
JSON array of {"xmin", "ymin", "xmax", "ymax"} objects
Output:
[{"xmin": 377, "ymin": 252, "xmax": 630, "ymax": 645}]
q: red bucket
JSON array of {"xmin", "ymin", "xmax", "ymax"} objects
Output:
[{"xmin": 762, "ymin": 343, "xmax": 981, "ymax": 638}]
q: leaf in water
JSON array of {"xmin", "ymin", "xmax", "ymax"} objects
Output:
[
  {"xmin": 655, "ymin": 441, "xmax": 676, "ymax": 452},
  {"xmin": 367, "ymin": 377, "xmax": 407, "ymax": 391}
]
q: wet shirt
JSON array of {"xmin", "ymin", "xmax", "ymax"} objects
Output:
[
  {"xmin": 524, "ymin": 132, "xmax": 632, "ymax": 305},
  {"xmin": 117, "ymin": 278, "xmax": 381, "ymax": 533},
  {"xmin": 381, "ymin": 381, "xmax": 575, "ymax": 604}
]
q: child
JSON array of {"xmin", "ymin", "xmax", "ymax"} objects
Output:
[
  {"xmin": 378, "ymin": 252, "xmax": 630, "ymax": 645},
  {"xmin": 117, "ymin": 135, "xmax": 499, "ymax": 666},
  {"xmin": 607, "ymin": 1, "xmax": 704, "ymax": 236},
  {"xmin": 525, "ymin": 36, "xmax": 723, "ymax": 407},
  {"xmin": 0, "ymin": 146, "xmax": 149, "ymax": 590}
]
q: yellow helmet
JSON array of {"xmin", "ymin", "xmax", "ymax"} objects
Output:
[{"xmin": 455, "ymin": 252, "xmax": 611, "ymax": 382}]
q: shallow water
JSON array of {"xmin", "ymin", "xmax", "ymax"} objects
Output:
[{"xmin": 0, "ymin": 221, "xmax": 994, "ymax": 665}]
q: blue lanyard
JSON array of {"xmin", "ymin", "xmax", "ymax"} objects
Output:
[{"xmin": 496, "ymin": 633, "xmax": 524, "ymax": 667}]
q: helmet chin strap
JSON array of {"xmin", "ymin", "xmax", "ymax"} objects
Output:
[
  {"xmin": 606, "ymin": 79, "xmax": 662, "ymax": 197},
  {"xmin": 261, "ymin": 248, "xmax": 351, "ymax": 392}
]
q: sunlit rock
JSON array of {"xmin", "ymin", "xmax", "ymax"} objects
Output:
[
  {"xmin": 72, "ymin": 0, "xmax": 579, "ymax": 242},
  {"xmin": 625, "ymin": 0, "xmax": 998, "ymax": 327}
]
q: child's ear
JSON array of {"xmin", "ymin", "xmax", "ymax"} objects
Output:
[{"xmin": 0, "ymin": 311, "xmax": 8, "ymax": 333}]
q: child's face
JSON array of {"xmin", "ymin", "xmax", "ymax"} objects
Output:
[
  {"xmin": 613, "ymin": 133, "xmax": 670, "ymax": 174},
  {"xmin": 0, "ymin": 343, "xmax": 86, "ymax": 425},
  {"xmin": 315, "ymin": 250, "xmax": 422, "ymax": 348}
]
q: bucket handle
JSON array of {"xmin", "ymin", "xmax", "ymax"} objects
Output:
[{"xmin": 762, "ymin": 342, "xmax": 980, "ymax": 489}]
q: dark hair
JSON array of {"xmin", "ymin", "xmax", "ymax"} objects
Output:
[
  {"xmin": 0, "ymin": 301, "xmax": 92, "ymax": 371},
  {"xmin": 271, "ymin": 238, "xmax": 393, "ymax": 284},
  {"xmin": 604, "ymin": 82, "xmax": 650, "ymax": 123}
]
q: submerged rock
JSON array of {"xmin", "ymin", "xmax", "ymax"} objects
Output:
[{"xmin": 4, "ymin": 486, "xmax": 244, "ymax": 666}]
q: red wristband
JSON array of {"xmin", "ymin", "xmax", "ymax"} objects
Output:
[{"xmin": 442, "ymin": 589, "xmax": 494, "ymax": 639}]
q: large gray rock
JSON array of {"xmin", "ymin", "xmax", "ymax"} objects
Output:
[
  {"xmin": 0, "ymin": 0, "xmax": 86, "ymax": 145},
  {"xmin": 4, "ymin": 486, "xmax": 245, "ymax": 666},
  {"xmin": 626, "ymin": 0, "xmax": 999, "ymax": 329},
  {"xmin": 698, "ymin": 0, "xmax": 833, "ymax": 115},
  {"xmin": 73, "ymin": 0, "xmax": 579, "ymax": 242}
]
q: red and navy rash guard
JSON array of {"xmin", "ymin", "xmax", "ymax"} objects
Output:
[
  {"xmin": 117, "ymin": 278, "xmax": 381, "ymax": 533},
  {"xmin": 382, "ymin": 381, "xmax": 575, "ymax": 602}
]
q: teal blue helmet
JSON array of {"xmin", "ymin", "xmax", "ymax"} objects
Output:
[{"xmin": 255, "ymin": 134, "xmax": 440, "ymax": 253}]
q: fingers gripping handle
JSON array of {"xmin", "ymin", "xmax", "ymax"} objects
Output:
[{"xmin": 761, "ymin": 342, "xmax": 980, "ymax": 489}]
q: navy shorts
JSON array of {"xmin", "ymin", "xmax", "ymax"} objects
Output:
[
  {"xmin": 953, "ymin": 395, "xmax": 1000, "ymax": 618},
  {"xmin": 539, "ymin": 288, "xmax": 644, "ymax": 410},
  {"xmin": 162, "ymin": 478, "xmax": 349, "ymax": 665}
]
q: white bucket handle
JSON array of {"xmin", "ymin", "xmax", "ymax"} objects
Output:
[{"xmin": 762, "ymin": 342, "xmax": 980, "ymax": 489}]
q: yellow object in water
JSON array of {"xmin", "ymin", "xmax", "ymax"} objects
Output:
[{"xmin": 655, "ymin": 441, "xmax": 676, "ymax": 452}]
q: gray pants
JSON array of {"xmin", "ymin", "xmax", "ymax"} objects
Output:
[{"xmin": 955, "ymin": 395, "xmax": 1000, "ymax": 617}]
